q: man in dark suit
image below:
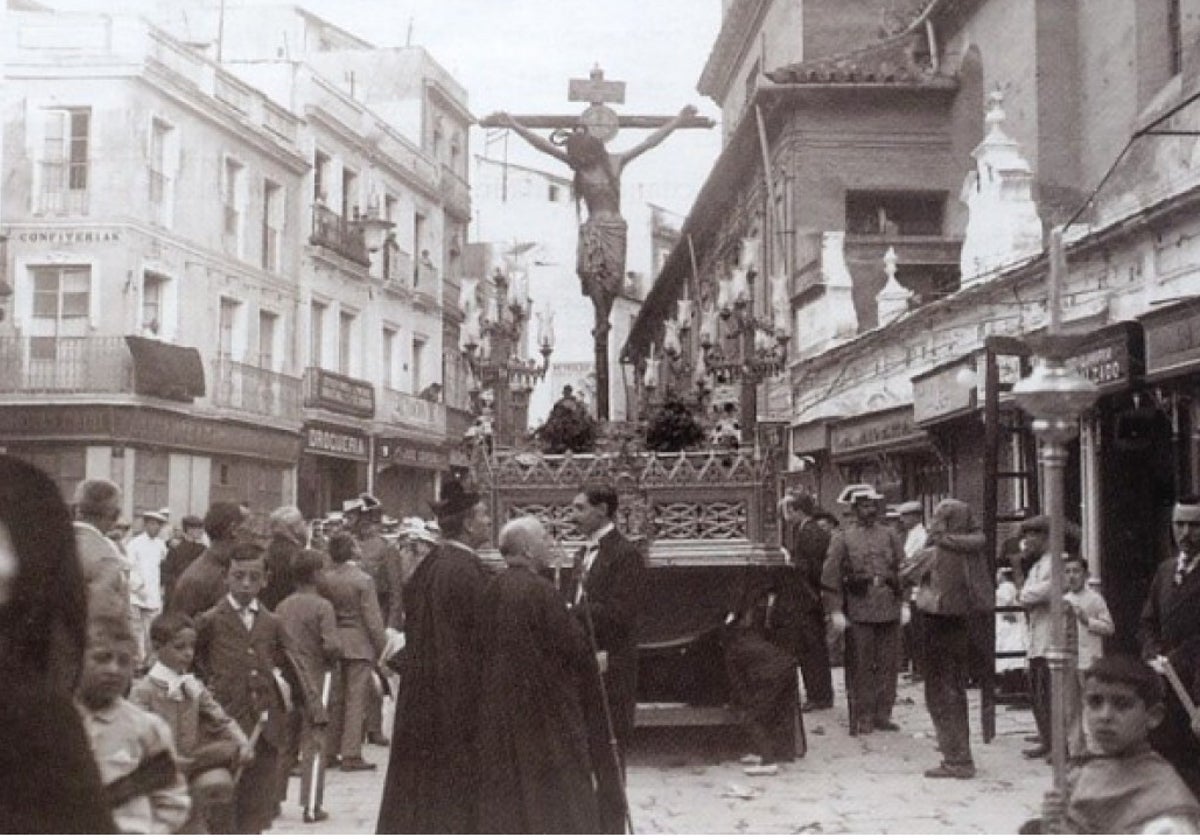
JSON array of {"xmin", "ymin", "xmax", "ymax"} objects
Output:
[
  {"xmin": 376, "ymin": 479, "xmax": 493, "ymax": 835},
  {"xmin": 318, "ymin": 532, "xmax": 387, "ymax": 772},
  {"xmin": 194, "ymin": 543, "xmax": 296, "ymax": 834},
  {"xmin": 172, "ymin": 502, "xmax": 248, "ymax": 618},
  {"xmin": 569, "ymin": 483, "xmax": 645, "ymax": 834},
  {"xmin": 777, "ymin": 491, "xmax": 835, "ymax": 712},
  {"xmin": 1140, "ymin": 497, "xmax": 1200, "ymax": 797}
]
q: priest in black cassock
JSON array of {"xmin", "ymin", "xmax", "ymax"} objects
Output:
[
  {"xmin": 476, "ymin": 515, "xmax": 601, "ymax": 834},
  {"xmin": 376, "ymin": 479, "xmax": 493, "ymax": 834}
]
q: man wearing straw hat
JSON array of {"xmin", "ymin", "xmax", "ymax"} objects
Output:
[{"xmin": 821, "ymin": 484, "xmax": 906, "ymax": 735}]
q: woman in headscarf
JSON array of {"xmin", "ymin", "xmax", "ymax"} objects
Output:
[{"xmin": 0, "ymin": 455, "xmax": 117, "ymax": 832}]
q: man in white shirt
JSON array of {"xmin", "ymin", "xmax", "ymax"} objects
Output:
[{"xmin": 128, "ymin": 509, "xmax": 169, "ymax": 668}]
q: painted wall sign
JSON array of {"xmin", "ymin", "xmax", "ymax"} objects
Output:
[
  {"xmin": 1063, "ymin": 323, "xmax": 1143, "ymax": 394},
  {"xmin": 831, "ymin": 405, "xmax": 927, "ymax": 457},
  {"xmin": 1144, "ymin": 303, "xmax": 1200, "ymax": 380},
  {"xmin": 377, "ymin": 438, "xmax": 449, "ymax": 470},
  {"xmin": 13, "ymin": 228, "xmax": 122, "ymax": 244},
  {"xmin": 304, "ymin": 423, "xmax": 369, "ymax": 461},
  {"xmin": 304, "ymin": 369, "xmax": 375, "ymax": 418},
  {"xmin": 0, "ymin": 404, "xmax": 300, "ymax": 462}
]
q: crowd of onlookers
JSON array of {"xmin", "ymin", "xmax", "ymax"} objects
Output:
[
  {"xmin": 4, "ymin": 443, "xmax": 1200, "ymax": 834},
  {"xmin": 0, "ymin": 452, "xmax": 435, "ymax": 833},
  {"xmin": 769, "ymin": 484, "xmax": 1200, "ymax": 831}
]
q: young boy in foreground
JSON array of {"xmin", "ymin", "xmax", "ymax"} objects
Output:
[
  {"xmin": 129, "ymin": 611, "xmax": 250, "ymax": 831},
  {"xmin": 1025, "ymin": 654, "xmax": 1200, "ymax": 833},
  {"xmin": 76, "ymin": 609, "xmax": 190, "ymax": 834},
  {"xmin": 194, "ymin": 544, "xmax": 295, "ymax": 833}
]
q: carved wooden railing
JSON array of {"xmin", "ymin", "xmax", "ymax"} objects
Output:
[{"xmin": 473, "ymin": 447, "xmax": 783, "ymax": 565}]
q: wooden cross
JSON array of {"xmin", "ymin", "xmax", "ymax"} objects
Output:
[{"xmin": 478, "ymin": 64, "xmax": 713, "ymax": 142}]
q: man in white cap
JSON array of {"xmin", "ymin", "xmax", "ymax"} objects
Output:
[
  {"xmin": 821, "ymin": 484, "xmax": 906, "ymax": 735},
  {"xmin": 1140, "ymin": 497, "xmax": 1200, "ymax": 796},
  {"xmin": 127, "ymin": 508, "xmax": 169, "ymax": 668}
]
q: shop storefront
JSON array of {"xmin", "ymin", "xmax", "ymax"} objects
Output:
[
  {"xmin": 829, "ymin": 404, "xmax": 948, "ymax": 513},
  {"xmin": 374, "ymin": 437, "xmax": 448, "ymax": 518},
  {"xmin": 1062, "ymin": 321, "xmax": 1149, "ymax": 653},
  {"xmin": 298, "ymin": 368, "xmax": 375, "ymax": 519},
  {"xmin": 0, "ymin": 403, "xmax": 300, "ymax": 520},
  {"xmin": 298, "ymin": 421, "xmax": 370, "ymax": 519}
]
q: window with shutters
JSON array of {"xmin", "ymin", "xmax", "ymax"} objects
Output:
[{"xmin": 38, "ymin": 108, "xmax": 90, "ymax": 215}]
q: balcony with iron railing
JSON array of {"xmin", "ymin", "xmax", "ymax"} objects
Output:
[
  {"xmin": 383, "ymin": 387, "xmax": 446, "ymax": 436},
  {"xmin": 0, "ymin": 336, "xmax": 132, "ymax": 394},
  {"xmin": 383, "ymin": 242, "xmax": 414, "ymax": 290},
  {"xmin": 211, "ymin": 355, "xmax": 301, "ymax": 421},
  {"xmin": 310, "ymin": 204, "xmax": 370, "ymax": 267},
  {"xmin": 38, "ymin": 161, "xmax": 90, "ymax": 215}
]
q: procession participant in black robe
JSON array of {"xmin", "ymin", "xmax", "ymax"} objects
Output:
[
  {"xmin": 376, "ymin": 479, "xmax": 493, "ymax": 834},
  {"xmin": 724, "ymin": 584, "xmax": 800, "ymax": 774},
  {"xmin": 476, "ymin": 516, "xmax": 600, "ymax": 834}
]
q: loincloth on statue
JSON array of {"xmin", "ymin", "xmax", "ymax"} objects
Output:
[{"xmin": 577, "ymin": 217, "xmax": 627, "ymax": 303}]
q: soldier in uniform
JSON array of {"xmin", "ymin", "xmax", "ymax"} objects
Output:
[{"xmin": 821, "ymin": 484, "xmax": 906, "ymax": 735}]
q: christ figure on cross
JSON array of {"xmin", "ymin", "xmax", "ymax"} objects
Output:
[{"xmin": 489, "ymin": 104, "xmax": 697, "ymax": 325}]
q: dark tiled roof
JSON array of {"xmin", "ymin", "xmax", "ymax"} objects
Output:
[{"xmin": 767, "ymin": 29, "xmax": 952, "ymax": 88}]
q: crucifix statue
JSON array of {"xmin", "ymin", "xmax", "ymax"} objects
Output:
[{"xmin": 482, "ymin": 65, "xmax": 712, "ymax": 421}]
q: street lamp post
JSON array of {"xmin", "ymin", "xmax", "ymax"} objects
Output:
[
  {"xmin": 460, "ymin": 267, "xmax": 553, "ymax": 448},
  {"xmin": 1010, "ymin": 228, "xmax": 1098, "ymax": 797}
]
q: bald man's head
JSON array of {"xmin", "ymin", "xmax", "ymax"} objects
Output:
[{"xmin": 498, "ymin": 516, "xmax": 551, "ymax": 572}]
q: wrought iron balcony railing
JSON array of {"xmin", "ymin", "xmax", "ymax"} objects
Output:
[
  {"xmin": 0, "ymin": 336, "xmax": 131, "ymax": 393},
  {"xmin": 383, "ymin": 387, "xmax": 446, "ymax": 435},
  {"xmin": 211, "ymin": 356, "xmax": 301, "ymax": 420},
  {"xmin": 310, "ymin": 204, "xmax": 370, "ymax": 266}
]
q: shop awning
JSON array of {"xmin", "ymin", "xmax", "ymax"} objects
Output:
[{"xmin": 124, "ymin": 336, "xmax": 205, "ymax": 402}]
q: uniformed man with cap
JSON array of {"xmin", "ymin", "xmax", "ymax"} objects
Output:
[
  {"xmin": 821, "ymin": 484, "xmax": 906, "ymax": 734},
  {"xmin": 1140, "ymin": 497, "xmax": 1200, "ymax": 796}
]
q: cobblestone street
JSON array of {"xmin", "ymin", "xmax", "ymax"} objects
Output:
[{"xmin": 270, "ymin": 670, "xmax": 1050, "ymax": 834}]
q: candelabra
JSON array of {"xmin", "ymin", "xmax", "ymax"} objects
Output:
[
  {"xmin": 638, "ymin": 254, "xmax": 791, "ymax": 443},
  {"xmin": 459, "ymin": 267, "xmax": 554, "ymax": 448}
]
